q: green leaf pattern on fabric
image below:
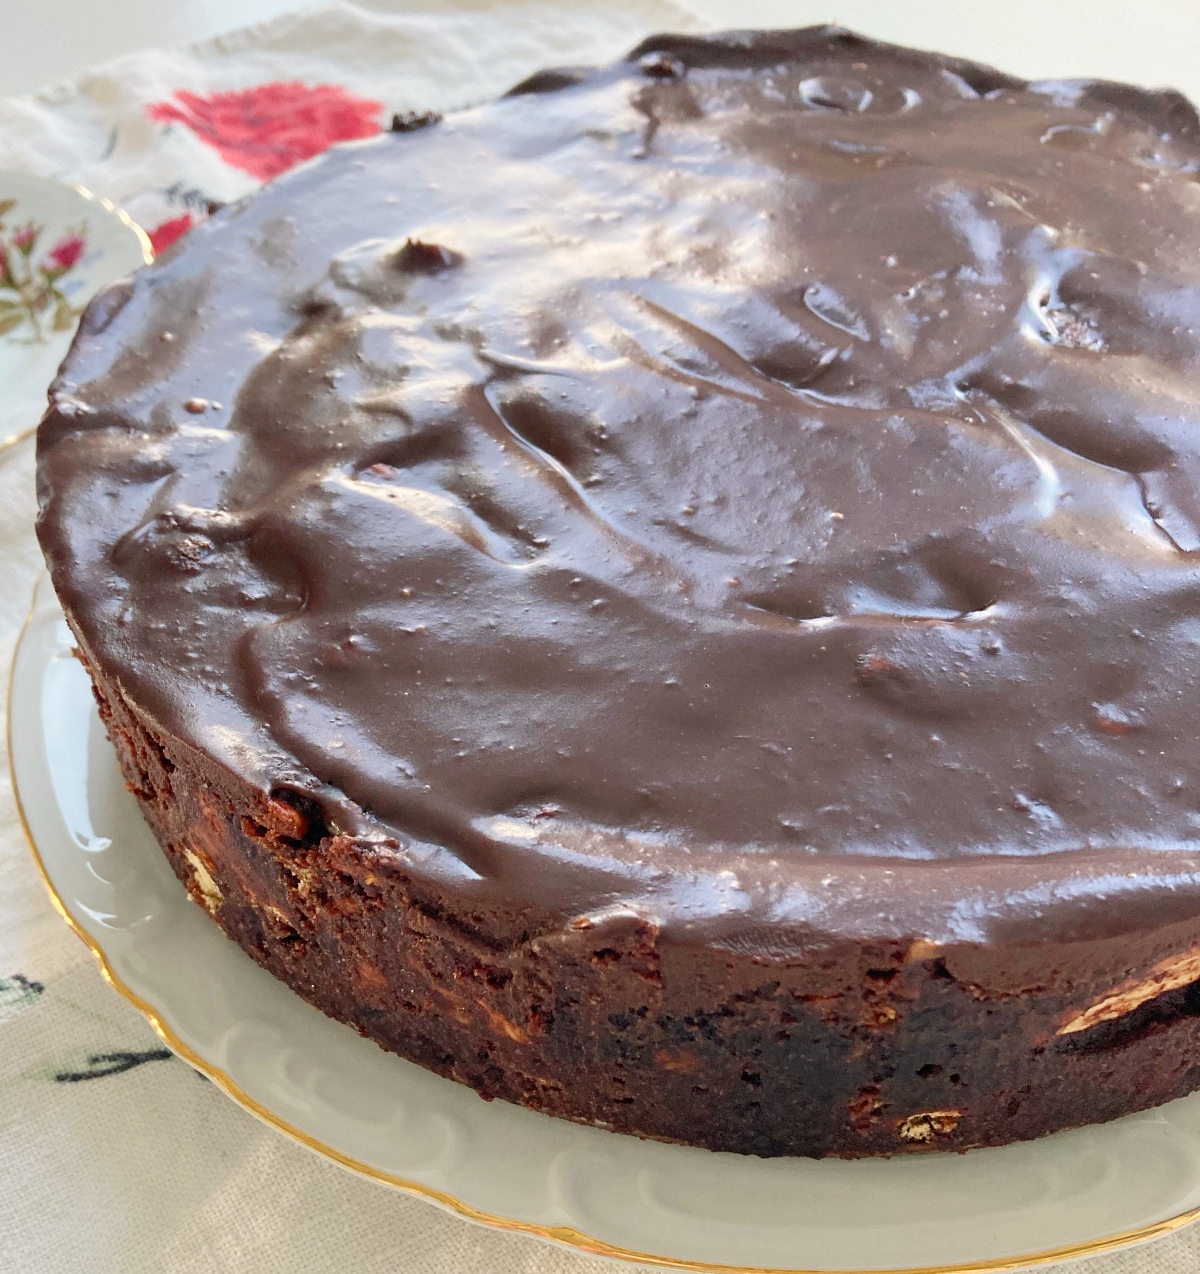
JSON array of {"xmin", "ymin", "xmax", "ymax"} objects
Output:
[{"xmin": 0, "ymin": 973, "xmax": 44, "ymax": 1009}]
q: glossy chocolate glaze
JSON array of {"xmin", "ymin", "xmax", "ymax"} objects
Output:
[{"xmin": 37, "ymin": 27, "xmax": 1200, "ymax": 951}]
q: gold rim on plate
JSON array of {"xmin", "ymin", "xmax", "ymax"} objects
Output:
[{"xmin": 8, "ymin": 581, "xmax": 1200, "ymax": 1274}]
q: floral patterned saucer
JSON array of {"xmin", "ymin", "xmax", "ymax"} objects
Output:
[{"xmin": 0, "ymin": 173, "xmax": 150, "ymax": 447}]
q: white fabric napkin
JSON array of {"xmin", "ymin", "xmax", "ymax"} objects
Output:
[{"xmin": 2, "ymin": 3, "xmax": 1199, "ymax": 1270}]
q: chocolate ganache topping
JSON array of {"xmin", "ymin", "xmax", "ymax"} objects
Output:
[{"xmin": 37, "ymin": 28, "xmax": 1200, "ymax": 949}]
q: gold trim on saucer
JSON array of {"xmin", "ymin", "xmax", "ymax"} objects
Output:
[
  {"xmin": 7, "ymin": 579, "xmax": 1200, "ymax": 1274},
  {"xmin": 0, "ymin": 423, "xmax": 37, "ymax": 454},
  {"xmin": 69, "ymin": 182, "xmax": 155, "ymax": 266}
]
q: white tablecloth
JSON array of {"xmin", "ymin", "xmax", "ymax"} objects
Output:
[{"xmin": 3, "ymin": 4, "xmax": 1200, "ymax": 1270}]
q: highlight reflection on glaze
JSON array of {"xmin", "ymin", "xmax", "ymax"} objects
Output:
[{"xmin": 37, "ymin": 28, "xmax": 1200, "ymax": 946}]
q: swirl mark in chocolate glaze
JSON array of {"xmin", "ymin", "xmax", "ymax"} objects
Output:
[{"xmin": 37, "ymin": 27, "xmax": 1200, "ymax": 945}]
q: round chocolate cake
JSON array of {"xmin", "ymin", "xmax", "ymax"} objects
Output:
[{"xmin": 36, "ymin": 27, "xmax": 1200, "ymax": 1157}]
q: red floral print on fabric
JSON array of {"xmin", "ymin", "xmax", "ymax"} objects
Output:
[
  {"xmin": 146, "ymin": 214, "xmax": 194, "ymax": 257},
  {"xmin": 147, "ymin": 82, "xmax": 383, "ymax": 181}
]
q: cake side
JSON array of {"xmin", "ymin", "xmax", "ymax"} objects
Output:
[{"xmin": 80, "ymin": 626, "xmax": 1200, "ymax": 1157}]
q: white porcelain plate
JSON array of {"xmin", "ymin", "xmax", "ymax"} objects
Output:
[
  {"xmin": 11, "ymin": 570, "xmax": 1200, "ymax": 1272},
  {"xmin": 0, "ymin": 172, "xmax": 150, "ymax": 444}
]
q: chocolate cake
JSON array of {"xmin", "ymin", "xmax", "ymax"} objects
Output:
[{"xmin": 35, "ymin": 26, "xmax": 1200, "ymax": 1157}]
